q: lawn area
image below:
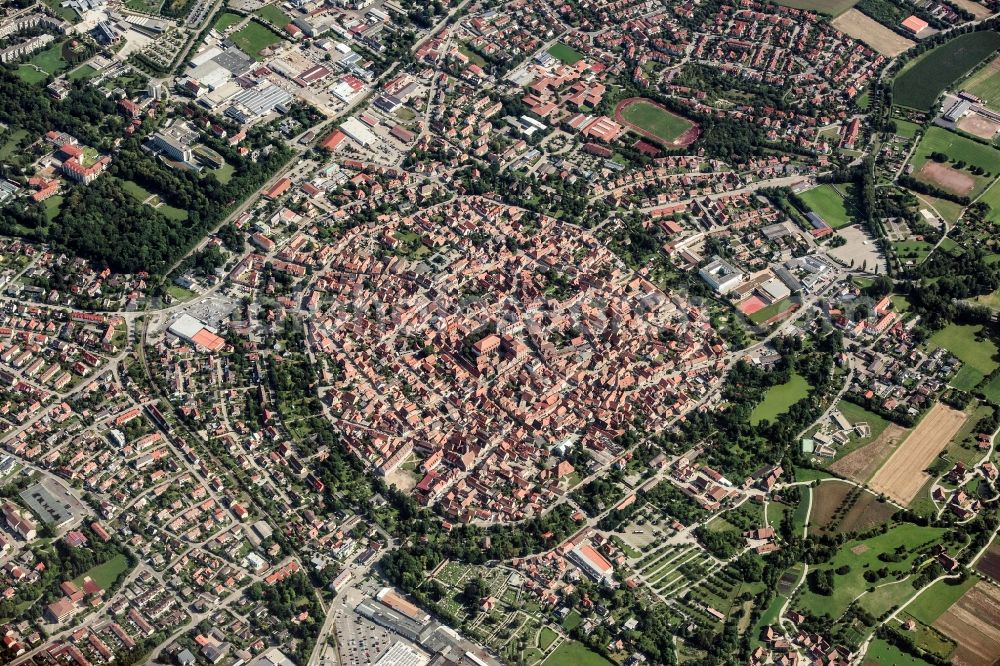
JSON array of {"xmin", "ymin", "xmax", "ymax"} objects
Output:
[
  {"xmin": 893, "ymin": 119, "xmax": 923, "ymax": 140},
  {"xmin": 620, "ymin": 100, "xmax": 695, "ymax": 144},
  {"xmin": 893, "ymin": 240, "xmax": 934, "ymax": 265},
  {"xmin": 915, "ymin": 193, "xmax": 966, "ymax": 225},
  {"xmin": 908, "ymin": 126, "xmax": 1000, "ymax": 199},
  {"xmin": 0, "ymin": 128, "xmax": 28, "ymax": 161},
  {"xmin": 962, "ymin": 56, "xmax": 1000, "ymax": 112},
  {"xmin": 905, "ymin": 576, "xmax": 977, "ymax": 625},
  {"xmin": 547, "ymin": 43, "xmax": 584, "ymax": 65},
  {"xmin": 538, "ymin": 627, "xmax": 558, "ymax": 650},
  {"xmin": 213, "ymin": 11, "xmax": 244, "ymax": 32},
  {"xmin": 561, "ymin": 610, "xmax": 582, "ymax": 631},
  {"xmin": 796, "ymin": 524, "xmax": 946, "ymax": 620},
  {"xmin": 43, "ymin": 195, "xmax": 63, "ymax": 222},
  {"xmin": 125, "ymin": 0, "xmax": 162, "ymax": 12},
  {"xmin": 458, "ymin": 43, "xmax": 486, "ymax": 67},
  {"xmin": 254, "ymin": 4, "xmax": 290, "ymax": 26},
  {"xmin": 982, "ymin": 372, "xmax": 1000, "ymax": 403},
  {"xmin": 769, "ymin": 0, "xmax": 858, "ymax": 14},
  {"xmin": 543, "ymin": 641, "xmax": 612, "ymax": 666},
  {"xmin": 121, "ymin": 179, "xmax": 153, "ymax": 202},
  {"xmin": 864, "ymin": 638, "xmax": 934, "ymax": 666},
  {"xmin": 830, "ymin": 400, "xmax": 890, "ymax": 460},
  {"xmin": 68, "ymin": 64, "xmax": 97, "ymax": 81},
  {"xmin": 748, "ymin": 297, "xmax": 795, "ymax": 325},
  {"xmin": 750, "ymin": 372, "xmax": 812, "ymax": 425},
  {"xmin": 798, "ymin": 183, "xmax": 859, "ymax": 229},
  {"xmin": 231, "ymin": 21, "xmax": 284, "ymax": 59},
  {"xmin": 893, "ymin": 31, "xmax": 1000, "ymax": 111},
  {"xmin": 980, "ymin": 179, "xmax": 1000, "ymax": 224},
  {"xmin": 213, "ymin": 162, "xmax": 236, "ymax": 184},
  {"xmin": 73, "ymin": 554, "xmax": 130, "ymax": 590},
  {"xmin": 928, "ymin": 323, "xmax": 999, "ymax": 390}
]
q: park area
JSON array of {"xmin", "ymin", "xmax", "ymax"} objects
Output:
[
  {"xmin": 893, "ymin": 31, "xmax": 1000, "ymax": 111},
  {"xmin": 798, "ymin": 183, "xmax": 858, "ymax": 229},
  {"xmin": 908, "ymin": 126, "xmax": 1000, "ymax": 199},
  {"xmin": 929, "ymin": 323, "xmax": 999, "ymax": 390},
  {"xmin": 749, "ymin": 372, "xmax": 811, "ymax": 426},
  {"xmin": 547, "ymin": 43, "xmax": 584, "ymax": 65},
  {"xmin": 15, "ymin": 40, "xmax": 69, "ymax": 84},
  {"xmin": 231, "ymin": 21, "xmax": 283, "ymax": 59},
  {"xmin": 615, "ymin": 98, "xmax": 698, "ymax": 148},
  {"xmin": 867, "ymin": 402, "xmax": 967, "ymax": 504}
]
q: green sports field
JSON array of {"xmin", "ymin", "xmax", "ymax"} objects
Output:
[
  {"xmin": 547, "ymin": 43, "xmax": 584, "ymax": 65},
  {"xmin": 894, "ymin": 31, "xmax": 1000, "ymax": 111},
  {"xmin": 962, "ymin": 56, "xmax": 1000, "ymax": 111},
  {"xmin": 908, "ymin": 126, "xmax": 1000, "ymax": 198},
  {"xmin": 231, "ymin": 21, "xmax": 284, "ymax": 59},
  {"xmin": 798, "ymin": 183, "xmax": 859, "ymax": 229},
  {"xmin": 620, "ymin": 101, "xmax": 694, "ymax": 144},
  {"xmin": 750, "ymin": 372, "xmax": 812, "ymax": 425}
]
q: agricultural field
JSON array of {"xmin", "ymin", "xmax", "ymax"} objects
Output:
[
  {"xmin": 863, "ymin": 639, "xmax": 934, "ymax": 666},
  {"xmin": 808, "ymin": 480, "xmax": 894, "ymax": 535},
  {"xmin": 906, "ymin": 576, "xmax": 977, "ymax": 626},
  {"xmin": 894, "ymin": 31, "xmax": 1000, "ymax": 111},
  {"xmin": 868, "ymin": 402, "xmax": 967, "ymax": 504},
  {"xmin": 547, "ymin": 43, "xmax": 583, "ymax": 65},
  {"xmin": 798, "ymin": 184, "xmax": 859, "ymax": 229},
  {"xmin": 963, "ymin": 56, "xmax": 1000, "ymax": 112},
  {"xmin": 933, "ymin": 582, "xmax": 1000, "ymax": 666},
  {"xmin": 619, "ymin": 100, "xmax": 695, "ymax": 145},
  {"xmin": 976, "ymin": 539, "xmax": 1000, "ymax": 579},
  {"xmin": 928, "ymin": 323, "xmax": 999, "ymax": 390},
  {"xmin": 831, "ymin": 10, "xmax": 913, "ymax": 56},
  {"xmin": 908, "ymin": 127, "xmax": 1000, "ymax": 199},
  {"xmin": 231, "ymin": 21, "xmax": 284, "ymax": 59},
  {"xmin": 749, "ymin": 372, "xmax": 812, "ymax": 425}
]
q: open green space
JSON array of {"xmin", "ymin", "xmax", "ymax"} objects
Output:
[
  {"xmin": 213, "ymin": 162, "xmax": 236, "ymax": 184},
  {"xmin": 121, "ymin": 179, "xmax": 153, "ymax": 202},
  {"xmin": 769, "ymin": 0, "xmax": 858, "ymax": 14},
  {"xmin": 909, "ymin": 126, "xmax": 1000, "ymax": 199},
  {"xmin": 547, "ymin": 43, "xmax": 584, "ymax": 65},
  {"xmin": 893, "ymin": 31, "xmax": 1000, "ymax": 111},
  {"xmin": 981, "ymin": 372, "xmax": 1000, "ymax": 403},
  {"xmin": 914, "ymin": 193, "xmax": 965, "ymax": 225},
  {"xmin": 231, "ymin": 21, "xmax": 284, "ymax": 59},
  {"xmin": 254, "ymin": 4, "xmax": 290, "ymax": 26},
  {"xmin": 829, "ymin": 400, "xmax": 890, "ymax": 460},
  {"xmin": 561, "ymin": 610, "xmax": 582, "ymax": 631},
  {"xmin": 0, "ymin": 128, "xmax": 28, "ymax": 161},
  {"xmin": 961, "ymin": 56, "xmax": 1000, "ymax": 111},
  {"xmin": 893, "ymin": 240, "xmax": 934, "ymax": 264},
  {"xmin": 542, "ymin": 641, "xmax": 612, "ymax": 666},
  {"xmin": 750, "ymin": 372, "xmax": 811, "ymax": 425},
  {"xmin": 72, "ymin": 554, "xmax": 130, "ymax": 590},
  {"xmin": 893, "ymin": 119, "xmax": 923, "ymax": 140},
  {"xmin": 799, "ymin": 183, "xmax": 859, "ymax": 229},
  {"xmin": 68, "ymin": 64, "xmax": 97, "ymax": 81},
  {"xmin": 980, "ymin": 179, "xmax": 1000, "ymax": 224},
  {"xmin": 928, "ymin": 323, "xmax": 999, "ymax": 390},
  {"xmin": 213, "ymin": 11, "xmax": 244, "ymax": 32},
  {"xmin": 905, "ymin": 576, "xmax": 976, "ymax": 625},
  {"xmin": 796, "ymin": 524, "xmax": 945, "ymax": 620},
  {"xmin": 620, "ymin": 101, "xmax": 694, "ymax": 144}
]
